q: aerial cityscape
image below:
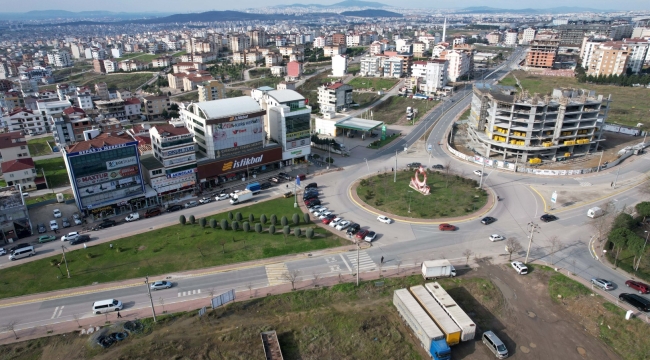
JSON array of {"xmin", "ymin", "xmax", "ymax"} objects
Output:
[{"xmin": 0, "ymin": 0, "xmax": 650, "ymax": 358}]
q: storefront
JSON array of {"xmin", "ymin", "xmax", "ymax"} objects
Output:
[{"xmin": 197, "ymin": 146, "xmax": 283, "ymax": 190}]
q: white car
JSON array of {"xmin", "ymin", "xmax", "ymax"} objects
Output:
[
  {"xmin": 49, "ymin": 220, "xmax": 59, "ymax": 231},
  {"xmin": 215, "ymin": 193, "xmax": 229, "ymax": 201},
  {"xmin": 511, "ymin": 261, "xmax": 528, "ymax": 275},
  {"xmin": 0, "ymin": 248, "xmax": 6, "ymax": 256},
  {"xmin": 310, "ymin": 206, "xmax": 326, "ymax": 214},
  {"xmin": 53, "ymin": 209, "xmax": 62, "ymax": 218},
  {"xmin": 313, "ymin": 207, "xmax": 328, "ymax": 216},
  {"xmin": 336, "ymin": 220, "xmax": 351, "ymax": 230},
  {"xmin": 377, "ymin": 216, "xmax": 392, "ymax": 224},
  {"xmin": 328, "ymin": 217, "xmax": 342, "ymax": 227},
  {"xmin": 72, "ymin": 213, "xmax": 82, "ymax": 225},
  {"xmin": 489, "ymin": 234, "xmax": 505, "ymax": 242},
  {"xmin": 473, "ymin": 170, "xmax": 483, "ymax": 176},
  {"xmin": 199, "ymin": 197, "xmax": 212, "ymax": 204},
  {"xmin": 364, "ymin": 231, "xmax": 377, "ymax": 242},
  {"xmin": 318, "ymin": 211, "xmax": 333, "ymax": 220},
  {"xmin": 61, "ymin": 231, "xmax": 80, "ymax": 242},
  {"xmin": 184, "ymin": 201, "xmax": 198, "ymax": 208}
]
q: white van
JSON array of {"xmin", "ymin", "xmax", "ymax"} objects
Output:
[
  {"xmin": 8, "ymin": 246, "xmax": 35, "ymax": 261},
  {"xmin": 92, "ymin": 299, "xmax": 123, "ymax": 315},
  {"xmin": 482, "ymin": 330, "xmax": 508, "ymax": 358},
  {"xmin": 587, "ymin": 207, "xmax": 604, "ymax": 219}
]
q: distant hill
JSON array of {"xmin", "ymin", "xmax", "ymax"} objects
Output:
[
  {"xmin": 341, "ymin": 9, "xmax": 401, "ymax": 17},
  {"xmin": 457, "ymin": 6, "xmax": 607, "ymax": 14},
  {"xmin": 0, "ymin": 10, "xmax": 171, "ymax": 21},
  {"xmin": 274, "ymin": 0, "xmax": 389, "ymax": 9}
]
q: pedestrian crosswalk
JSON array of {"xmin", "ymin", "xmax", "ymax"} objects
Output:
[
  {"xmin": 177, "ymin": 289, "xmax": 201, "ymax": 297},
  {"xmin": 265, "ymin": 263, "xmax": 289, "ymax": 286},
  {"xmin": 345, "ymin": 251, "xmax": 377, "ymax": 273}
]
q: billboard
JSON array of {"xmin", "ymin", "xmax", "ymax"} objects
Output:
[
  {"xmin": 75, "ymin": 166, "xmax": 139, "ymax": 187},
  {"xmin": 197, "ymin": 146, "xmax": 283, "ymax": 180},
  {"xmin": 212, "ymin": 117, "xmax": 264, "ymax": 151},
  {"xmin": 106, "ymin": 156, "xmax": 137, "ymax": 170}
]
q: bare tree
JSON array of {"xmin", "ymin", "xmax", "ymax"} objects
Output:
[
  {"xmin": 281, "ymin": 270, "xmax": 301, "ymax": 290},
  {"xmin": 312, "ymin": 272, "xmax": 321, "ymax": 288},
  {"xmin": 246, "ymin": 282, "xmax": 254, "ymax": 298},
  {"xmin": 73, "ymin": 314, "xmax": 81, "ymax": 328},
  {"xmin": 158, "ymin": 297, "xmax": 165, "ymax": 313},
  {"xmin": 445, "ymin": 160, "xmax": 453, "ymax": 188},
  {"xmin": 590, "ymin": 201, "xmax": 616, "ymax": 243},
  {"xmin": 548, "ymin": 236, "xmax": 561, "ymax": 265},
  {"xmin": 463, "ymin": 249, "xmax": 473, "ymax": 265},
  {"xmin": 505, "ymin": 238, "xmax": 522, "ymax": 261},
  {"xmin": 4, "ymin": 320, "xmax": 18, "ymax": 340}
]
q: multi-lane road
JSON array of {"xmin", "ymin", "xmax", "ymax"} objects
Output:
[{"xmin": 2, "ymin": 47, "xmax": 649, "ymax": 335}]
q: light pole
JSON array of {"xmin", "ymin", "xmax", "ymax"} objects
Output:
[
  {"xmin": 407, "ymin": 190, "xmax": 413, "ymax": 213},
  {"xmin": 636, "ymin": 231, "xmax": 650, "ymax": 271},
  {"xmin": 597, "ymin": 150, "xmax": 604, "ymax": 172},
  {"xmin": 613, "ymin": 165, "xmax": 621, "ymax": 188},
  {"xmin": 394, "ymin": 150, "xmax": 397, "ymax": 183},
  {"xmin": 524, "ymin": 221, "xmax": 539, "ymax": 264},
  {"xmin": 364, "ymin": 158, "xmax": 369, "ymax": 173},
  {"xmin": 144, "ymin": 275, "xmax": 157, "ymax": 323},
  {"xmin": 327, "ymin": 140, "xmax": 331, "ymax": 170}
]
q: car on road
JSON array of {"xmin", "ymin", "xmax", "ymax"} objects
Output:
[
  {"xmin": 53, "ymin": 209, "xmax": 62, "ymax": 218},
  {"xmin": 166, "ymin": 204, "xmax": 183, "ymax": 212},
  {"xmin": 184, "ymin": 201, "xmax": 199, "ymax": 208},
  {"xmin": 199, "ymin": 197, "xmax": 212, "ymax": 204},
  {"xmin": 38, "ymin": 235, "xmax": 56, "ymax": 243},
  {"xmin": 270, "ymin": 177, "xmax": 281, "ymax": 183},
  {"xmin": 49, "ymin": 220, "xmax": 59, "ymax": 231},
  {"xmin": 97, "ymin": 219, "xmax": 117, "ymax": 229},
  {"xmin": 336, "ymin": 220, "xmax": 351, "ymax": 231},
  {"xmin": 473, "ymin": 170, "xmax": 483, "ymax": 176},
  {"xmin": 37, "ymin": 223, "xmax": 47, "ymax": 234},
  {"xmin": 481, "ymin": 217, "xmax": 496, "ymax": 225},
  {"xmin": 260, "ymin": 182, "xmax": 272, "ymax": 190},
  {"xmin": 72, "ymin": 213, "xmax": 82, "ymax": 225},
  {"xmin": 347, "ymin": 223, "xmax": 361, "ymax": 235},
  {"xmin": 319, "ymin": 211, "xmax": 334, "ymax": 220},
  {"xmin": 431, "ymin": 164, "xmax": 444, "ymax": 170},
  {"xmin": 215, "ymin": 193, "xmax": 230, "ymax": 201},
  {"xmin": 489, "ymin": 234, "xmax": 505, "ymax": 242},
  {"xmin": 540, "ymin": 214, "xmax": 558, "ymax": 222},
  {"xmin": 283, "ymin": 191, "xmax": 293, "ymax": 198},
  {"xmin": 150, "ymin": 280, "xmax": 173, "ymax": 290},
  {"xmin": 355, "ymin": 229, "xmax": 369, "ymax": 240},
  {"xmin": 511, "ymin": 261, "xmax": 528, "ymax": 275},
  {"xmin": 69, "ymin": 235, "xmax": 91, "ymax": 246},
  {"xmin": 377, "ymin": 216, "xmax": 392, "ymax": 224},
  {"xmin": 0, "ymin": 248, "xmax": 5, "ymax": 256},
  {"xmin": 438, "ymin": 223, "xmax": 456, "ymax": 231},
  {"xmin": 625, "ymin": 280, "xmax": 650, "ymax": 294},
  {"xmin": 407, "ymin": 162, "xmax": 422, "ymax": 169},
  {"xmin": 364, "ymin": 231, "xmax": 377, "ymax": 242},
  {"xmin": 144, "ymin": 208, "xmax": 161, "ymax": 218},
  {"xmin": 62, "ymin": 217, "xmax": 71, "ymax": 228},
  {"xmin": 328, "ymin": 217, "xmax": 342, "ymax": 227},
  {"xmin": 8, "ymin": 243, "xmax": 32, "ymax": 253},
  {"xmin": 61, "ymin": 231, "xmax": 80, "ymax": 242},
  {"xmin": 618, "ymin": 293, "xmax": 650, "ymax": 312},
  {"xmin": 278, "ymin": 172, "xmax": 291, "ymax": 181},
  {"xmin": 591, "ymin": 278, "xmax": 615, "ymax": 291}
]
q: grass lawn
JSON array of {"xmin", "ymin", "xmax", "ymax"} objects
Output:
[
  {"xmin": 24, "ymin": 192, "xmax": 73, "ymax": 206},
  {"xmin": 172, "ymin": 91, "xmax": 198, "ymax": 102},
  {"xmin": 0, "ymin": 179, "xmax": 6, "ymax": 187},
  {"xmin": 226, "ymin": 89, "xmax": 244, "ymax": 97},
  {"xmin": 357, "ymin": 170, "xmax": 487, "ymax": 218},
  {"xmin": 0, "ymin": 275, "xmax": 503, "ymax": 359},
  {"xmin": 348, "ymin": 77, "xmax": 399, "ymax": 91},
  {"xmin": 34, "ymin": 157, "xmax": 69, "ymax": 188},
  {"xmin": 249, "ymin": 67, "xmax": 271, "ymax": 78},
  {"xmin": 348, "ymin": 63, "xmax": 360, "ymax": 74},
  {"xmin": 352, "ymin": 92, "xmax": 382, "ymax": 109},
  {"xmin": 460, "ymin": 108, "xmax": 471, "ymax": 120},
  {"xmin": 0, "ymin": 198, "xmax": 346, "ymax": 299},
  {"xmin": 115, "ymin": 52, "xmax": 145, "ymax": 61},
  {"xmin": 80, "ymin": 73, "xmax": 153, "ymax": 90},
  {"xmin": 367, "ymin": 133, "xmax": 400, "ymax": 149},
  {"xmin": 172, "ymin": 50, "xmax": 186, "ymax": 57},
  {"xmin": 27, "ymin": 136, "xmax": 53, "ymax": 156},
  {"xmin": 240, "ymin": 76, "xmax": 284, "ymax": 89},
  {"xmin": 372, "ymin": 96, "xmax": 438, "ymax": 125},
  {"xmin": 499, "ymin": 70, "xmax": 650, "ymax": 127}
]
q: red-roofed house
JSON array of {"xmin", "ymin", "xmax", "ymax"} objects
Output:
[
  {"xmin": 1, "ymin": 158, "xmax": 37, "ymax": 189},
  {"xmin": 0, "ymin": 131, "xmax": 30, "ymax": 162},
  {"xmin": 124, "ymin": 97, "xmax": 142, "ymax": 120},
  {"xmin": 317, "ymin": 82, "xmax": 353, "ymax": 114},
  {"xmin": 5, "ymin": 108, "xmax": 47, "ymax": 135}
]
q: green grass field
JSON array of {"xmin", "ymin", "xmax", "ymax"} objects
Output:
[
  {"xmin": 352, "ymin": 92, "xmax": 382, "ymax": 109},
  {"xmin": 34, "ymin": 157, "xmax": 69, "ymax": 188},
  {"xmin": 0, "ymin": 198, "xmax": 346, "ymax": 299},
  {"xmin": 499, "ymin": 70, "xmax": 650, "ymax": 127},
  {"xmin": 357, "ymin": 170, "xmax": 487, "ymax": 218},
  {"xmin": 27, "ymin": 137, "xmax": 53, "ymax": 156},
  {"xmin": 348, "ymin": 77, "xmax": 399, "ymax": 91},
  {"xmin": 24, "ymin": 192, "xmax": 73, "ymax": 206},
  {"xmin": 172, "ymin": 91, "xmax": 198, "ymax": 102},
  {"xmin": 78, "ymin": 73, "xmax": 154, "ymax": 90},
  {"xmin": 372, "ymin": 96, "xmax": 438, "ymax": 125}
]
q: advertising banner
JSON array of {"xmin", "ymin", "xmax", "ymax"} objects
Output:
[
  {"xmin": 79, "ymin": 176, "xmax": 141, "ymax": 198},
  {"xmin": 106, "ymin": 156, "xmax": 137, "ymax": 170},
  {"xmin": 163, "ymin": 145, "xmax": 195, "ymax": 157},
  {"xmin": 212, "ymin": 117, "xmax": 264, "ymax": 151},
  {"xmin": 75, "ymin": 166, "xmax": 139, "ymax": 187}
]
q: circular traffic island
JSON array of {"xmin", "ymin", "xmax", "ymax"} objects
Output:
[{"xmin": 355, "ymin": 168, "xmax": 488, "ymax": 219}]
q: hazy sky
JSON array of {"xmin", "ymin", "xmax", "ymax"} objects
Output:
[{"xmin": 3, "ymin": 0, "xmax": 649, "ymax": 12}]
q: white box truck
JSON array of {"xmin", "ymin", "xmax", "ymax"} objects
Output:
[
  {"xmin": 230, "ymin": 189, "xmax": 253, "ymax": 205},
  {"xmin": 587, "ymin": 207, "xmax": 604, "ymax": 218},
  {"xmin": 422, "ymin": 260, "xmax": 457, "ymax": 280}
]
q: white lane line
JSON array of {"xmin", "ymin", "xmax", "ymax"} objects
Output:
[
  {"xmin": 51, "ymin": 306, "xmax": 59, "ymax": 319},
  {"xmin": 339, "ymin": 253, "xmax": 352, "ymax": 272},
  {"xmin": 57, "ymin": 306, "xmax": 64, "ymax": 318},
  {"xmin": 177, "ymin": 292, "xmax": 181, "ymax": 297},
  {"xmin": 198, "ymin": 289, "xmax": 201, "ymax": 294}
]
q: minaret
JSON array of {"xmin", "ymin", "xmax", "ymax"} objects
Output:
[{"xmin": 442, "ymin": 17, "xmax": 447, "ymax": 43}]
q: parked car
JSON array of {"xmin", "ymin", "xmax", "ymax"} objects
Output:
[
  {"xmin": 150, "ymin": 280, "xmax": 173, "ymax": 290},
  {"xmin": 473, "ymin": 170, "xmax": 483, "ymax": 176},
  {"xmin": 38, "ymin": 235, "xmax": 57, "ymax": 243},
  {"xmin": 322, "ymin": 217, "xmax": 335, "ymax": 225},
  {"xmin": 72, "ymin": 213, "xmax": 82, "ymax": 225},
  {"xmin": 49, "ymin": 220, "xmax": 59, "ymax": 231},
  {"xmin": 328, "ymin": 217, "xmax": 342, "ymax": 227},
  {"xmin": 278, "ymin": 172, "xmax": 291, "ymax": 181},
  {"xmin": 311, "ymin": 206, "xmax": 326, "ymax": 214},
  {"xmin": 431, "ymin": 164, "xmax": 444, "ymax": 170},
  {"xmin": 481, "ymin": 217, "xmax": 496, "ymax": 225},
  {"xmin": 618, "ymin": 293, "xmax": 650, "ymax": 312},
  {"xmin": 625, "ymin": 280, "xmax": 650, "ymax": 294},
  {"xmin": 591, "ymin": 278, "xmax": 615, "ymax": 291},
  {"xmin": 61, "ymin": 231, "xmax": 80, "ymax": 242},
  {"xmin": 407, "ymin": 162, "xmax": 422, "ymax": 169},
  {"xmin": 37, "ymin": 223, "xmax": 47, "ymax": 234},
  {"xmin": 0, "ymin": 248, "xmax": 5, "ymax": 256},
  {"xmin": 303, "ymin": 192, "xmax": 318, "ymax": 201},
  {"xmin": 166, "ymin": 205, "xmax": 183, "ymax": 212},
  {"xmin": 199, "ymin": 197, "xmax": 212, "ymax": 204},
  {"xmin": 260, "ymin": 182, "xmax": 272, "ymax": 190},
  {"xmin": 97, "ymin": 219, "xmax": 117, "ymax": 229},
  {"xmin": 336, "ymin": 220, "xmax": 351, "ymax": 231},
  {"xmin": 283, "ymin": 191, "xmax": 293, "ymax": 198},
  {"xmin": 62, "ymin": 217, "xmax": 71, "ymax": 228},
  {"xmin": 69, "ymin": 235, "xmax": 91, "ymax": 245},
  {"xmin": 184, "ymin": 201, "xmax": 199, "ymax": 208},
  {"xmin": 318, "ymin": 211, "xmax": 333, "ymax": 220},
  {"xmin": 53, "ymin": 209, "xmax": 62, "ymax": 218},
  {"xmin": 438, "ymin": 223, "xmax": 456, "ymax": 231},
  {"xmin": 305, "ymin": 199, "xmax": 321, "ymax": 207},
  {"xmin": 144, "ymin": 208, "xmax": 161, "ymax": 218},
  {"xmin": 215, "ymin": 193, "xmax": 230, "ymax": 201},
  {"xmin": 364, "ymin": 231, "xmax": 377, "ymax": 242},
  {"xmin": 511, "ymin": 261, "xmax": 528, "ymax": 275},
  {"xmin": 489, "ymin": 234, "xmax": 505, "ymax": 242},
  {"xmin": 305, "ymin": 182, "xmax": 318, "ymax": 190},
  {"xmin": 540, "ymin": 214, "xmax": 558, "ymax": 222},
  {"xmin": 355, "ymin": 229, "xmax": 369, "ymax": 240},
  {"xmin": 313, "ymin": 208, "xmax": 329, "ymax": 216},
  {"xmin": 377, "ymin": 216, "xmax": 392, "ymax": 224},
  {"xmin": 270, "ymin": 177, "xmax": 281, "ymax": 183},
  {"xmin": 347, "ymin": 223, "xmax": 361, "ymax": 235}
]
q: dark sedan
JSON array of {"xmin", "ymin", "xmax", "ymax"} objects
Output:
[
  {"xmin": 69, "ymin": 235, "xmax": 91, "ymax": 245},
  {"xmin": 540, "ymin": 214, "xmax": 558, "ymax": 222},
  {"xmin": 481, "ymin": 217, "xmax": 496, "ymax": 225},
  {"xmin": 618, "ymin": 293, "xmax": 650, "ymax": 312},
  {"xmin": 166, "ymin": 204, "xmax": 183, "ymax": 212},
  {"xmin": 97, "ymin": 219, "xmax": 116, "ymax": 229}
]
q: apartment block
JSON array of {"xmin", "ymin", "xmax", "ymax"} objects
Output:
[
  {"xmin": 0, "ymin": 131, "xmax": 30, "ymax": 163},
  {"xmin": 143, "ymin": 95, "xmax": 170, "ymax": 121},
  {"xmin": 587, "ymin": 42, "xmax": 629, "ymax": 76},
  {"xmin": 525, "ymin": 38, "xmax": 560, "ymax": 69},
  {"xmin": 46, "ymin": 49, "xmax": 72, "ymax": 68},
  {"xmin": 198, "ymin": 80, "xmax": 226, "ymax": 102},
  {"xmin": 317, "ymin": 82, "xmax": 353, "ymax": 114},
  {"xmin": 359, "ymin": 55, "xmax": 382, "ymax": 77},
  {"xmin": 331, "ymin": 54, "xmax": 347, "ymax": 77}
]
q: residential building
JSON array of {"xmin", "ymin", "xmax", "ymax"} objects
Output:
[
  {"xmin": 265, "ymin": 53, "xmax": 282, "ymax": 67},
  {"xmin": 0, "ymin": 131, "xmax": 30, "ymax": 163},
  {"xmin": 1, "ymin": 158, "xmax": 37, "ymax": 190},
  {"xmin": 586, "ymin": 42, "xmax": 629, "ymax": 76},
  {"xmin": 359, "ymin": 55, "xmax": 382, "ymax": 77},
  {"xmin": 331, "ymin": 54, "xmax": 347, "ymax": 77},
  {"xmin": 197, "ymin": 80, "xmax": 226, "ymax": 102},
  {"xmin": 525, "ymin": 38, "xmax": 560, "ymax": 69},
  {"xmin": 95, "ymin": 82, "xmax": 109, "ymax": 101},
  {"xmin": 75, "ymin": 87, "xmax": 94, "ymax": 110},
  {"xmin": 124, "ymin": 98, "xmax": 142, "ymax": 120},
  {"xmin": 249, "ymin": 29, "xmax": 267, "ymax": 47},
  {"xmin": 172, "ymin": 62, "xmax": 206, "ymax": 73},
  {"xmin": 119, "ymin": 60, "xmax": 149, "ymax": 72},
  {"xmin": 412, "ymin": 42, "xmax": 426, "ymax": 58},
  {"xmin": 504, "ymin": 30, "xmax": 518, "ymax": 47},
  {"xmin": 632, "ymin": 27, "xmax": 650, "ymax": 38},
  {"xmin": 486, "ymin": 33, "xmax": 501, "ymax": 45},
  {"xmin": 46, "ymin": 49, "xmax": 72, "ymax": 68},
  {"xmin": 152, "ymin": 56, "xmax": 172, "ymax": 68},
  {"xmin": 580, "ymin": 35, "xmax": 610, "ymax": 70},
  {"xmin": 142, "ymin": 95, "xmax": 170, "ymax": 121},
  {"xmin": 229, "ymin": 34, "xmax": 250, "ymax": 52},
  {"xmin": 261, "ymin": 90, "xmax": 312, "ymax": 164},
  {"xmin": 37, "ymin": 99, "xmax": 70, "ymax": 133},
  {"xmin": 93, "ymin": 59, "xmax": 106, "ymax": 73},
  {"xmin": 622, "ymin": 38, "xmax": 649, "ymax": 74},
  {"xmin": 412, "ymin": 60, "xmax": 448, "ymax": 94},
  {"xmin": 384, "ymin": 57, "xmax": 403, "ymax": 78},
  {"xmin": 51, "ymin": 106, "xmax": 86, "ymax": 146},
  {"xmin": 183, "ymin": 74, "xmax": 215, "ymax": 92},
  {"xmin": 95, "ymin": 99, "xmax": 128, "ymax": 121},
  {"xmin": 441, "ymin": 50, "xmax": 471, "ymax": 82},
  {"xmin": 111, "ymin": 48, "xmax": 123, "ymax": 59},
  {"xmin": 1, "ymin": 90, "xmax": 24, "ymax": 110},
  {"xmin": 369, "ymin": 41, "xmax": 383, "ymax": 56},
  {"xmin": 286, "ymin": 61, "xmax": 302, "ymax": 80},
  {"xmin": 271, "ymin": 66, "xmax": 286, "ymax": 77},
  {"xmin": 103, "ymin": 60, "xmax": 118, "ymax": 73},
  {"xmin": 0, "ymin": 184, "xmax": 33, "ymax": 242},
  {"xmin": 323, "ymin": 45, "xmax": 346, "ymax": 57},
  {"xmin": 521, "ymin": 28, "xmax": 537, "ymax": 45},
  {"xmin": 332, "ymin": 33, "xmax": 346, "ymax": 46},
  {"xmin": 317, "ymin": 82, "xmax": 353, "ymax": 114}
]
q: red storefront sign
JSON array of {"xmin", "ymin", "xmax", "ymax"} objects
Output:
[{"xmin": 197, "ymin": 147, "xmax": 283, "ymax": 181}]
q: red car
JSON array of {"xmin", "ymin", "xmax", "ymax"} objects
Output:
[
  {"xmin": 322, "ymin": 217, "xmax": 334, "ymax": 225},
  {"xmin": 355, "ymin": 229, "xmax": 369, "ymax": 240},
  {"xmin": 438, "ymin": 223, "xmax": 456, "ymax": 231},
  {"xmin": 625, "ymin": 280, "xmax": 650, "ymax": 294}
]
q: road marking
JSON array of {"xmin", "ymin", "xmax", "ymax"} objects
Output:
[
  {"xmin": 345, "ymin": 251, "xmax": 376, "ymax": 272},
  {"xmin": 51, "ymin": 306, "xmax": 59, "ymax": 319},
  {"xmin": 57, "ymin": 306, "xmax": 64, "ymax": 318},
  {"xmin": 265, "ymin": 263, "xmax": 290, "ymax": 286},
  {"xmin": 339, "ymin": 253, "xmax": 352, "ymax": 272}
]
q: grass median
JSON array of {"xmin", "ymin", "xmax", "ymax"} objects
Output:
[{"xmin": 0, "ymin": 198, "xmax": 347, "ymax": 299}]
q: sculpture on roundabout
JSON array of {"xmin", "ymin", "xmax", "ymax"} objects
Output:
[{"xmin": 409, "ymin": 165, "xmax": 431, "ymax": 195}]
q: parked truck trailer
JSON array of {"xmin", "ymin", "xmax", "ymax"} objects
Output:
[
  {"xmin": 410, "ymin": 285, "xmax": 462, "ymax": 346},
  {"xmin": 425, "ymin": 282, "xmax": 476, "ymax": 342},
  {"xmin": 422, "ymin": 260, "xmax": 457, "ymax": 280},
  {"xmin": 393, "ymin": 289, "xmax": 451, "ymax": 360}
]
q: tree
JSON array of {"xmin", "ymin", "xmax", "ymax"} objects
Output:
[
  {"xmin": 281, "ymin": 270, "xmax": 301, "ymax": 290},
  {"xmin": 269, "ymin": 224, "xmax": 276, "ymax": 235},
  {"xmin": 199, "ymin": 218, "xmax": 207, "ymax": 228},
  {"xmin": 281, "ymin": 216, "xmax": 289, "ymax": 227},
  {"xmin": 231, "ymin": 221, "xmax": 239, "ymax": 231},
  {"xmin": 612, "ymin": 212, "xmax": 635, "ymax": 231},
  {"xmin": 283, "ymin": 225, "xmax": 291, "ymax": 241},
  {"xmin": 158, "ymin": 297, "xmax": 166, "ymax": 313},
  {"xmin": 260, "ymin": 214, "xmax": 267, "ymax": 225},
  {"xmin": 463, "ymin": 249, "xmax": 473, "ymax": 265},
  {"xmin": 228, "ymin": 211, "xmax": 234, "ymax": 221},
  {"xmin": 242, "ymin": 221, "xmax": 250, "ymax": 232},
  {"xmin": 591, "ymin": 201, "xmax": 616, "ymax": 242},
  {"xmin": 306, "ymin": 228, "xmax": 314, "ymax": 239},
  {"xmin": 249, "ymin": 213, "xmax": 255, "ymax": 223},
  {"xmin": 188, "ymin": 215, "xmax": 195, "ymax": 224},
  {"xmin": 220, "ymin": 219, "xmax": 228, "ymax": 230},
  {"xmin": 4, "ymin": 320, "xmax": 18, "ymax": 339},
  {"xmin": 292, "ymin": 213, "xmax": 300, "ymax": 225},
  {"xmin": 608, "ymin": 228, "xmax": 631, "ymax": 266},
  {"xmin": 235, "ymin": 212, "xmax": 242, "ymax": 221},
  {"xmin": 303, "ymin": 212, "xmax": 310, "ymax": 224},
  {"xmin": 179, "ymin": 215, "xmax": 186, "ymax": 225},
  {"xmin": 270, "ymin": 214, "xmax": 277, "ymax": 225},
  {"xmin": 210, "ymin": 219, "xmax": 217, "ymax": 229},
  {"xmin": 445, "ymin": 160, "xmax": 453, "ymax": 188},
  {"xmin": 627, "ymin": 234, "xmax": 645, "ymax": 271},
  {"xmin": 548, "ymin": 235, "xmax": 561, "ymax": 265},
  {"xmin": 255, "ymin": 223, "xmax": 262, "ymax": 233},
  {"xmin": 294, "ymin": 228, "xmax": 302, "ymax": 237},
  {"xmin": 505, "ymin": 238, "xmax": 522, "ymax": 261},
  {"xmin": 635, "ymin": 201, "xmax": 650, "ymax": 222}
]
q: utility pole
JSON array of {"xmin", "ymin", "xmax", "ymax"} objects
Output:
[
  {"xmin": 394, "ymin": 150, "xmax": 397, "ymax": 183},
  {"xmin": 293, "ymin": 176, "xmax": 297, "ymax": 208},
  {"xmin": 144, "ymin": 275, "xmax": 157, "ymax": 323},
  {"xmin": 524, "ymin": 222, "xmax": 539, "ymax": 264},
  {"xmin": 597, "ymin": 151, "xmax": 604, "ymax": 172},
  {"xmin": 478, "ymin": 148, "xmax": 488, "ymax": 188},
  {"xmin": 612, "ymin": 165, "xmax": 621, "ymax": 188},
  {"xmin": 61, "ymin": 245, "xmax": 70, "ymax": 278},
  {"xmin": 356, "ymin": 240, "xmax": 360, "ymax": 286}
]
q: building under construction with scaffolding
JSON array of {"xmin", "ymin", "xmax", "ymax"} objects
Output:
[
  {"xmin": 466, "ymin": 84, "xmax": 611, "ymax": 164},
  {"xmin": 0, "ymin": 185, "xmax": 32, "ymax": 243}
]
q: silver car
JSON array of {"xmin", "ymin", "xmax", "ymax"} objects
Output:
[
  {"xmin": 591, "ymin": 278, "xmax": 614, "ymax": 291},
  {"xmin": 150, "ymin": 280, "xmax": 173, "ymax": 290}
]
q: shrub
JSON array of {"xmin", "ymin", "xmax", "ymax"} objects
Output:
[
  {"xmin": 281, "ymin": 216, "xmax": 288, "ymax": 226},
  {"xmin": 283, "ymin": 226, "xmax": 291, "ymax": 237},
  {"xmin": 235, "ymin": 212, "xmax": 243, "ymax": 221},
  {"xmin": 248, "ymin": 214, "xmax": 255, "ymax": 223},
  {"xmin": 199, "ymin": 218, "xmax": 206, "ymax": 228},
  {"xmin": 270, "ymin": 214, "xmax": 277, "ymax": 225},
  {"xmin": 292, "ymin": 213, "xmax": 300, "ymax": 225},
  {"xmin": 255, "ymin": 223, "xmax": 262, "ymax": 233},
  {"xmin": 303, "ymin": 212, "xmax": 310, "ymax": 224},
  {"xmin": 210, "ymin": 219, "xmax": 217, "ymax": 229},
  {"xmin": 269, "ymin": 224, "xmax": 276, "ymax": 235},
  {"xmin": 228, "ymin": 212, "xmax": 234, "ymax": 221},
  {"xmin": 220, "ymin": 219, "xmax": 228, "ymax": 230},
  {"xmin": 179, "ymin": 215, "xmax": 186, "ymax": 225},
  {"xmin": 231, "ymin": 221, "xmax": 239, "ymax": 231},
  {"xmin": 243, "ymin": 221, "xmax": 250, "ymax": 232},
  {"xmin": 188, "ymin": 215, "xmax": 195, "ymax": 224},
  {"xmin": 306, "ymin": 228, "xmax": 314, "ymax": 239},
  {"xmin": 294, "ymin": 228, "xmax": 301, "ymax": 237},
  {"xmin": 260, "ymin": 214, "xmax": 267, "ymax": 225}
]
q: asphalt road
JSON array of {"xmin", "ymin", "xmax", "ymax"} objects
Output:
[{"xmin": 2, "ymin": 47, "xmax": 649, "ymax": 333}]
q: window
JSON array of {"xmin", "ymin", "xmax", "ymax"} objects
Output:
[{"xmin": 152, "ymin": 169, "xmax": 163, "ymax": 175}]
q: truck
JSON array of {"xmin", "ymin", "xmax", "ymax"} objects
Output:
[
  {"xmin": 125, "ymin": 212, "xmax": 140, "ymax": 222},
  {"xmin": 587, "ymin": 207, "xmax": 604, "ymax": 219},
  {"xmin": 393, "ymin": 289, "xmax": 451, "ymax": 360},
  {"xmin": 425, "ymin": 282, "xmax": 476, "ymax": 342},
  {"xmin": 422, "ymin": 260, "xmax": 457, "ymax": 280},
  {"xmin": 230, "ymin": 189, "xmax": 253, "ymax": 205},
  {"xmin": 410, "ymin": 285, "xmax": 462, "ymax": 346},
  {"xmin": 246, "ymin": 182, "xmax": 261, "ymax": 194}
]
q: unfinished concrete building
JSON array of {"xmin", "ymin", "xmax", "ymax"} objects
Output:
[
  {"xmin": 0, "ymin": 185, "xmax": 32, "ymax": 243},
  {"xmin": 467, "ymin": 85, "xmax": 610, "ymax": 163}
]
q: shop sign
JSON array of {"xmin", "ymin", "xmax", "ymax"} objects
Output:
[
  {"xmin": 164, "ymin": 145, "xmax": 195, "ymax": 157},
  {"xmin": 168, "ymin": 168, "xmax": 196, "ymax": 178},
  {"xmin": 73, "ymin": 142, "xmax": 133, "ymax": 156},
  {"xmin": 291, "ymin": 149, "xmax": 303, "ymax": 156},
  {"xmin": 106, "ymin": 156, "xmax": 137, "ymax": 170},
  {"xmin": 76, "ymin": 166, "xmax": 139, "ymax": 187}
]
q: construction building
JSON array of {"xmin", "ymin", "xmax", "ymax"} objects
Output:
[{"xmin": 525, "ymin": 38, "xmax": 560, "ymax": 69}]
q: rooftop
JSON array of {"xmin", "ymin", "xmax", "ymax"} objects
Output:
[
  {"xmin": 0, "ymin": 131, "xmax": 26, "ymax": 149},
  {"xmin": 1, "ymin": 158, "xmax": 35, "ymax": 173},
  {"xmin": 139, "ymin": 154, "xmax": 164, "ymax": 170},
  {"xmin": 266, "ymin": 89, "xmax": 304, "ymax": 104},
  {"xmin": 66, "ymin": 132, "xmax": 133, "ymax": 153},
  {"xmin": 193, "ymin": 96, "xmax": 262, "ymax": 120},
  {"xmin": 151, "ymin": 124, "xmax": 190, "ymax": 137}
]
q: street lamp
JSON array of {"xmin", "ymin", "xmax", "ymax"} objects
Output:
[
  {"xmin": 364, "ymin": 158, "xmax": 369, "ymax": 173},
  {"xmin": 636, "ymin": 231, "xmax": 650, "ymax": 271},
  {"xmin": 407, "ymin": 190, "xmax": 413, "ymax": 214}
]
